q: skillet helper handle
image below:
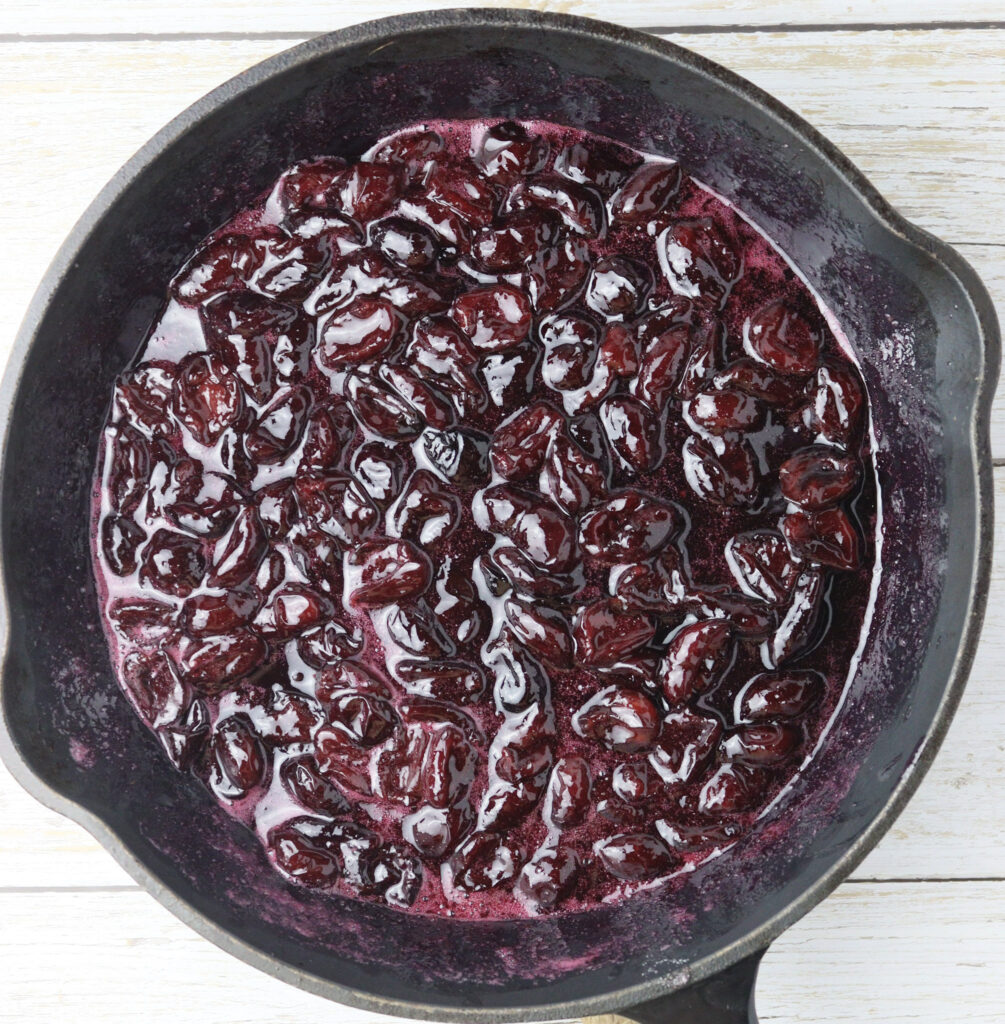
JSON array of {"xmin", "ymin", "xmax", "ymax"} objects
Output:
[{"xmin": 615, "ymin": 949, "xmax": 764, "ymax": 1024}]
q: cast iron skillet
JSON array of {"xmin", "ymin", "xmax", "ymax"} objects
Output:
[{"xmin": 0, "ymin": 9, "xmax": 999, "ymax": 1023}]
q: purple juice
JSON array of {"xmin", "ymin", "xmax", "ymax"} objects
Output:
[{"xmin": 92, "ymin": 119, "xmax": 878, "ymax": 917}]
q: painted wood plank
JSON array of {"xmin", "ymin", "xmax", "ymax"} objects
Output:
[
  {"xmin": 4, "ymin": 465, "xmax": 1005, "ymax": 889},
  {"xmin": 3, "ymin": 0, "xmax": 1005, "ymax": 37},
  {"xmin": 0, "ymin": 883, "xmax": 1001, "ymax": 1023},
  {"xmin": 0, "ymin": 32, "xmax": 1001, "ymax": 447}
]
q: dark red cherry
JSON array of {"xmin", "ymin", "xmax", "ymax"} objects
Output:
[
  {"xmin": 101, "ymin": 515, "xmax": 145, "ymax": 576},
  {"xmin": 296, "ymin": 621, "xmax": 363, "ymax": 669},
  {"xmin": 268, "ymin": 818, "xmax": 340, "ymax": 887},
  {"xmin": 315, "ymin": 659, "xmax": 392, "ymax": 703},
  {"xmin": 345, "ymin": 371, "xmax": 422, "ymax": 439},
  {"xmin": 736, "ymin": 670, "xmax": 825, "ymax": 723},
  {"xmin": 539, "ymin": 435, "xmax": 607, "ymax": 515},
  {"xmin": 599, "ymin": 395, "xmax": 663, "ymax": 473},
  {"xmin": 294, "ymin": 471, "xmax": 379, "ymax": 546},
  {"xmin": 596, "ymin": 833, "xmax": 677, "ymax": 881},
  {"xmin": 120, "ymin": 649, "xmax": 187, "ymax": 727},
  {"xmin": 387, "ymin": 469, "xmax": 461, "ymax": 545},
  {"xmin": 181, "ymin": 589, "xmax": 258, "ymax": 636},
  {"xmin": 525, "ymin": 235, "xmax": 592, "ymax": 313},
  {"xmin": 385, "ymin": 602, "xmax": 456, "ymax": 659},
  {"xmin": 504, "ymin": 598, "xmax": 574, "ymax": 668},
  {"xmin": 767, "ymin": 569, "xmax": 828, "ymax": 668},
  {"xmin": 586, "ymin": 256, "xmax": 651, "ymax": 319},
  {"xmin": 579, "ymin": 490, "xmax": 681, "ymax": 563},
  {"xmin": 686, "ymin": 387, "xmax": 765, "ymax": 434},
  {"xmin": 478, "ymin": 484, "xmax": 578, "ymax": 572},
  {"xmin": 515, "ymin": 846, "xmax": 579, "ymax": 912},
  {"xmin": 448, "ymin": 832, "xmax": 521, "ymax": 892},
  {"xmin": 173, "ymin": 353, "xmax": 243, "ymax": 447},
  {"xmin": 575, "ymin": 600, "xmax": 655, "ymax": 667},
  {"xmin": 745, "ymin": 301, "xmax": 821, "ymax": 376},
  {"xmin": 490, "ymin": 401, "xmax": 564, "ymax": 480},
  {"xmin": 554, "ymin": 139, "xmax": 636, "ymax": 192},
  {"xmin": 648, "ymin": 709, "xmax": 722, "ymax": 786},
  {"xmin": 421, "ymin": 428, "xmax": 491, "ymax": 487},
  {"xmin": 471, "ymin": 213, "xmax": 552, "ymax": 272},
  {"xmin": 350, "ymin": 441, "xmax": 406, "ymax": 508},
  {"xmin": 572, "ymin": 686, "xmax": 661, "ymax": 753},
  {"xmin": 655, "ymin": 819, "xmax": 743, "ymax": 852},
  {"xmin": 111, "ymin": 362, "xmax": 176, "ymax": 435},
  {"xmin": 805, "ymin": 360, "xmax": 866, "ymax": 445},
  {"xmin": 610, "ymin": 161, "xmax": 682, "ymax": 223},
  {"xmin": 372, "ymin": 217, "xmax": 439, "ymax": 270},
  {"xmin": 394, "ymin": 659, "xmax": 486, "ymax": 704},
  {"xmin": 317, "ymin": 297, "xmax": 399, "ymax": 367},
  {"xmin": 171, "ymin": 234, "xmax": 257, "ymax": 305},
  {"xmin": 299, "ymin": 405, "xmax": 347, "ymax": 472},
  {"xmin": 333, "ymin": 161, "xmax": 401, "ymax": 221},
  {"xmin": 212, "ymin": 715, "xmax": 266, "ymax": 795},
  {"xmin": 783, "ymin": 507, "xmax": 861, "ymax": 571},
  {"xmin": 174, "ymin": 629, "xmax": 266, "ymax": 694},
  {"xmin": 370, "ymin": 128, "xmax": 444, "ymax": 176},
  {"xmin": 315, "ymin": 726, "xmax": 375, "ymax": 796},
  {"xmin": 245, "ymin": 386, "xmax": 312, "ymax": 463},
  {"xmin": 139, "ymin": 529, "xmax": 205, "ymax": 597},
  {"xmin": 249, "ymin": 228, "xmax": 331, "ymax": 302},
  {"xmin": 658, "ymin": 219, "xmax": 741, "ymax": 308},
  {"xmin": 254, "ymin": 584, "xmax": 334, "ymax": 640},
  {"xmin": 699, "ymin": 763, "xmax": 771, "ymax": 815},
  {"xmin": 359, "ymin": 844, "xmax": 423, "ymax": 908},
  {"xmin": 611, "ymin": 762, "xmax": 650, "ymax": 804},
  {"xmin": 779, "ymin": 446, "xmax": 860, "ymax": 509},
  {"xmin": 544, "ymin": 757, "xmax": 591, "ymax": 829},
  {"xmin": 632, "ymin": 324, "xmax": 691, "ymax": 410},
  {"xmin": 274, "ymin": 156, "xmax": 347, "ymax": 216},
  {"xmin": 682, "ymin": 434, "xmax": 761, "ymax": 508},
  {"xmin": 485, "ymin": 640, "xmax": 550, "ymax": 713},
  {"xmin": 725, "ymin": 530, "xmax": 800, "ymax": 604},
  {"xmin": 509, "ymin": 176, "xmax": 603, "ymax": 236},
  {"xmin": 713, "ymin": 358, "xmax": 801, "ymax": 406},
  {"xmin": 378, "ymin": 363, "xmax": 455, "ymax": 431},
  {"xmin": 660, "ymin": 619, "xmax": 735, "ymax": 704},
  {"xmin": 452, "ymin": 284, "xmax": 532, "ymax": 352},
  {"xmin": 207, "ymin": 506, "xmax": 266, "ymax": 587},
  {"xmin": 327, "ymin": 692, "xmax": 398, "ymax": 747},
  {"xmin": 722, "ymin": 723, "xmax": 802, "ymax": 765},
  {"xmin": 348, "ymin": 539, "xmax": 433, "ymax": 608},
  {"xmin": 474, "ymin": 121, "xmax": 548, "ymax": 179}
]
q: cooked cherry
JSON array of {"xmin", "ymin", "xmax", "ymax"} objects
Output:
[
  {"xmin": 333, "ymin": 161, "xmax": 401, "ymax": 221},
  {"xmin": 422, "ymin": 427, "xmax": 491, "ymax": 487},
  {"xmin": 658, "ymin": 219, "xmax": 740, "ymax": 307},
  {"xmin": 660, "ymin": 619, "xmax": 735, "ymax": 704},
  {"xmin": 682, "ymin": 434, "xmax": 761, "ymax": 508},
  {"xmin": 580, "ymin": 490, "xmax": 681, "ymax": 563},
  {"xmin": 174, "ymin": 629, "xmax": 266, "ymax": 694},
  {"xmin": 648, "ymin": 709, "xmax": 722, "ymax": 785},
  {"xmin": 554, "ymin": 139, "xmax": 636, "ymax": 192},
  {"xmin": 575, "ymin": 600, "xmax": 655, "ymax": 667},
  {"xmin": 805, "ymin": 360, "xmax": 865, "ymax": 444},
  {"xmin": 745, "ymin": 301, "xmax": 821, "ymax": 376},
  {"xmin": 611, "ymin": 762, "xmax": 649, "ymax": 804},
  {"xmin": 139, "ymin": 529, "xmax": 205, "ymax": 597},
  {"xmin": 713, "ymin": 358, "xmax": 800, "ymax": 406},
  {"xmin": 212, "ymin": 715, "xmax": 266, "ymax": 796},
  {"xmin": 282, "ymin": 755, "xmax": 350, "ymax": 816},
  {"xmin": 686, "ymin": 387, "xmax": 765, "ymax": 435},
  {"xmin": 452, "ymin": 284, "xmax": 532, "ymax": 351},
  {"xmin": 101, "ymin": 515, "xmax": 145, "ymax": 576},
  {"xmin": 317, "ymin": 297, "xmax": 399, "ymax": 367},
  {"xmin": 173, "ymin": 352, "xmax": 243, "ymax": 446},
  {"xmin": 327, "ymin": 691, "xmax": 398, "ymax": 747},
  {"xmin": 504, "ymin": 598, "xmax": 573, "ymax": 668},
  {"xmin": 779, "ymin": 446, "xmax": 860, "ymax": 509},
  {"xmin": 300, "ymin": 406, "xmax": 346, "ymax": 472},
  {"xmin": 485, "ymin": 640, "xmax": 550, "ymax": 713},
  {"xmin": 510, "ymin": 176, "xmax": 603, "ymax": 236},
  {"xmin": 600, "ymin": 395, "xmax": 663, "ymax": 473},
  {"xmin": 610, "ymin": 161, "xmax": 682, "ymax": 224},
  {"xmin": 359, "ymin": 844, "xmax": 423, "ymax": 908},
  {"xmin": 372, "ymin": 217, "xmax": 439, "ymax": 270},
  {"xmin": 722, "ymin": 722, "xmax": 802, "ymax": 764},
  {"xmin": 655, "ymin": 819, "xmax": 743, "ymax": 851},
  {"xmin": 315, "ymin": 659, "xmax": 391, "ymax": 703},
  {"xmin": 345, "ymin": 371, "xmax": 422, "ymax": 439},
  {"xmin": 294, "ymin": 471, "xmax": 379, "ymax": 546},
  {"xmin": 699, "ymin": 763, "xmax": 770, "ymax": 815},
  {"xmin": 736, "ymin": 670, "xmax": 824, "ymax": 722},
  {"xmin": 245, "ymin": 385, "xmax": 312, "ymax": 463},
  {"xmin": 573, "ymin": 686, "xmax": 661, "ymax": 753},
  {"xmin": 478, "ymin": 484, "xmax": 578, "ymax": 571},
  {"xmin": 297, "ymin": 621, "xmax": 363, "ymax": 669},
  {"xmin": 725, "ymin": 530, "xmax": 800, "ymax": 604},
  {"xmin": 766, "ymin": 569, "xmax": 828, "ymax": 667},
  {"xmin": 449, "ymin": 832, "xmax": 520, "ymax": 892},
  {"xmin": 386, "ymin": 602, "xmax": 456, "ymax": 659},
  {"xmin": 474, "ymin": 121, "xmax": 548, "ymax": 179},
  {"xmin": 273, "ymin": 156, "xmax": 347, "ymax": 216},
  {"xmin": 269, "ymin": 819, "xmax": 341, "ymax": 887},
  {"xmin": 471, "ymin": 213, "xmax": 551, "ymax": 272},
  {"xmin": 388, "ymin": 469, "xmax": 461, "ymax": 545},
  {"xmin": 632, "ymin": 324, "xmax": 691, "ymax": 410},
  {"xmin": 255, "ymin": 584, "xmax": 334, "ymax": 640},
  {"xmin": 371, "ymin": 128, "xmax": 444, "ymax": 175},
  {"xmin": 596, "ymin": 833, "xmax": 677, "ymax": 881},
  {"xmin": 403, "ymin": 803, "xmax": 473, "ymax": 858},
  {"xmin": 172, "ymin": 234, "xmax": 257, "ymax": 305},
  {"xmin": 348, "ymin": 539, "xmax": 432, "ymax": 608},
  {"xmin": 378, "ymin": 363, "xmax": 455, "ymax": 431},
  {"xmin": 539, "ymin": 435, "xmax": 607, "ymax": 514},
  {"xmin": 783, "ymin": 506, "xmax": 861, "ymax": 571},
  {"xmin": 315, "ymin": 726, "xmax": 375, "ymax": 796},
  {"xmin": 395, "ymin": 659, "xmax": 486, "ymax": 704},
  {"xmin": 121, "ymin": 649, "xmax": 187, "ymax": 727},
  {"xmin": 544, "ymin": 756, "xmax": 591, "ymax": 828},
  {"xmin": 586, "ymin": 256, "xmax": 651, "ymax": 319},
  {"xmin": 515, "ymin": 846, "xmax": 579, "ymax": 912},
  {"xmin": 181, "ymin": 589, "xmax": 257, "ymax": 636},
  {"xmin": 350, "ymin": 441, "xmax": 405, "ymax": 508}
]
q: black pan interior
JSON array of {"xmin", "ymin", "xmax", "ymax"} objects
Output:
[{"xmin": 0, "ymin": 12, "xmax": 996, "ymax": 1020}]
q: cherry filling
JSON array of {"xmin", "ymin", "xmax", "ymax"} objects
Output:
[{"xmin": 93, "ymin": 119, "xmax": 877, "ymax": 918}]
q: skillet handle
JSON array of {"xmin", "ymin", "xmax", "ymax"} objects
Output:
[{"xmin": 613, "ymin": 949, "xmax": 764, "ymax": 1024}]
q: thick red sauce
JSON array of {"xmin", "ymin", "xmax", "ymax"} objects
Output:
[{"xmin": 92, "ymin": 119, "xmax": 877, "ymax": 917}]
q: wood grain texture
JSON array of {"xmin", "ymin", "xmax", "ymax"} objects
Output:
[
  {"xmin": 0, "ymin": 883, "xmax": 1002, "ymax": 1024},
  {"xmin": 2, "ymin": 0, "xmax": 1004, "ymax": 36},
  {"xmin": 0, "ymin": 31, "xmax": 1001, "ymax": 449}
]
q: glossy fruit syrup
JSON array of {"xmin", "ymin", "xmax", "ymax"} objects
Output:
[{"xmin": 92, "ymin": 119, "xmax": 877, "ymax": 917}]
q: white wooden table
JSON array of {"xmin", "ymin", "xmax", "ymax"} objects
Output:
[{"xmin": 1, "ymin": 3, "xmax": 1002, "ymax": 1021}]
